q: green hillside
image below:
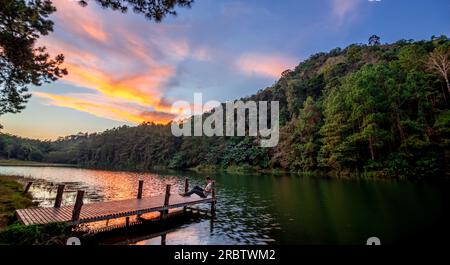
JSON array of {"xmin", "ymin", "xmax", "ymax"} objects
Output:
[{"xmin": 1, "ymin": 36, "xmax": 449, "ymax": 178}]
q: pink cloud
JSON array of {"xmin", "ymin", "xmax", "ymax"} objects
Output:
[
  {"xmin": 52, "ymin": 1, "xmax": 110, "ymax": 43},
  {"xmin": 330, "ymin": 0, "xmax": 361, "ymax": 26},
  {"xmin": 235, "ymin": 53, "xmax": 297, "ymax": 78}
]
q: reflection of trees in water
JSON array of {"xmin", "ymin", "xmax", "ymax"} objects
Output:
[{"xmin": 212, "ymin": 189, "xmax": 278, "ymax": 245}]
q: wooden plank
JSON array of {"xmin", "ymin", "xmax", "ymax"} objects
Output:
[
  {"xmin": 16, "ymin": 210, "xmax": 26, "ymax": 225},
  {"xmin": 16, "ymin": 210, "xmax": 29, "ymax": 225},
  {"xmin": 41, "ymin": 208, "xmax": 61, "ymax": 223},
  {"xmin": 25, "ymin": 208, "xmax": 41, "ymax": 224},
  {"xmin": 44, "ymin": 207, "xmax": 67, "ymax": 223},
  {"xmin": 35, "ymin": 207, "xmax": 54, "ymax": 224},
  {"xmin": 52, "ymin": 207, "xmax": 71, "ymax": 222},
  {"xmin": 31, "ymin": 208, "xmax": 49, "ymax": 224},
  {"xmin": 17, "ymin": 211, "xmax": 28, "ymax": 225},
  {"xmin": 21, "ymin": 209, "xmax": 35, "ymax": 225}
]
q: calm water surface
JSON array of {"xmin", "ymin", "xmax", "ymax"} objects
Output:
[{"xmin": 1, "ymin": 166, "xmax": 449, "ymax": 245}]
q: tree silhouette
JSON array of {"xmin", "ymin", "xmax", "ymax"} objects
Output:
[
  {"xmin": 78, "ymin": 0, "xmax": 194, "ymax": 22},
  {"xmin": 368, "ymin": 35, "xmax": 381, "ymax": 46},
  {"xmin": 0, "ymin": 0, "xmax": 67, "ymax": 117},
  {"xmin": 281, "ymin": 69, "xmax": 293, "ymax": 78}
]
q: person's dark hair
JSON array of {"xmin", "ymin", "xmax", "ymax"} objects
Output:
[{"xmin": 206, "ymin": 177, "xmax": 211, "ymax": 181}]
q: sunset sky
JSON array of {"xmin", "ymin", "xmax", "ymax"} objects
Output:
[{"xmin": 1, "ymin": 0, "xmax": 449, "ymax": 140}]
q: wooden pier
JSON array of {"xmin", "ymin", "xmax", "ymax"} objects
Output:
[{"xmin": 16, "ymin": 179, "xmax": 216, "ymax": 226}]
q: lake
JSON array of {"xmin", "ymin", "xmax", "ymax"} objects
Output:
[{"xmin": 1, "ymin": 166, "xmax": 449, "ymax": 245}]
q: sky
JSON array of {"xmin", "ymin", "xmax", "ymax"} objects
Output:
[{"xmin": 1, "ymin": 0, "xmax": 449, "ymax": 140}]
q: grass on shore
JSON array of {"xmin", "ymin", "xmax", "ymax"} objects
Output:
[
  {"xmin": 0, "ymin": 176, "xmax": 34, "ymax": 229},
  {"xmin": 0, "ymin": 176, "xmax": 75, "ymax": 245},
  {"xmin": 0, "ymin": 222, "xmax": 73, "ymax": 245}
]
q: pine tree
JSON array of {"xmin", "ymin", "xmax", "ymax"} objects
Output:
[
  {"xmin": 0, "ymin": 0, "xmax": 67, "ymax": 116},
  {"xmin": 290, "ymin": 97, "xmax": 322, "ymax": 171}
]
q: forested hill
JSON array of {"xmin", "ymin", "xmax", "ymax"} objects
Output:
[{"xmin": 1, "ymin": 36, "xmax": 449, "ymax": 178}]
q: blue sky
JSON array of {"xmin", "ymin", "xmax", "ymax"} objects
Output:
[{"xmin": 1, "ymin": 0, "xmax": 449, "ymax": 139}]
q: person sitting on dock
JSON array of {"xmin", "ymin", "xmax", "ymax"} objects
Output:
[{"xmin": 181, "ymin": 177, "xmax": 214, "ymax": 198}]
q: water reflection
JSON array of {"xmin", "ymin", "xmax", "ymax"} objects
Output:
[
  {"xmin": 1, "ymin": 166, "xmax": 449, "ymax": 245},
  {"xmin": 0, "ymin": 167, "xmax": 184, "ymax": 205}
]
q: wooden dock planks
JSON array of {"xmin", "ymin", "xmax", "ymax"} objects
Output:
[{"xmin": 16, "ymin": 194, "xmax": 214, "ymax": 226}]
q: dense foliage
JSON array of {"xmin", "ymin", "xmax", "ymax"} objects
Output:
[
  {"xmin": 0, "ymin": 0, "xmax": 67, "ymax": 118},
  {"xmin": 1, "ymin": 37, "xmax": 449, "ymax": 178}
]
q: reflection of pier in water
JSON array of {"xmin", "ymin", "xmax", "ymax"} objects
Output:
[
  {"xmin": 87, "ymin": 209, "xmax": 216, "ymax": 245},
  {"xmin": 119, "ymin": 217, "xmax": 215, "ymax": 245}
]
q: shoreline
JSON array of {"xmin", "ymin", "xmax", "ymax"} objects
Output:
[
  {"xmin": 0, "ymin": 160, "xmax": 77, "ymax": 168},
  {"xmin": 1, "ymin": 159, "xmax": 448, "ymax": 180}
]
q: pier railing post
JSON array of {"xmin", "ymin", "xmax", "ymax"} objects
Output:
[
  {"xmin": 72, "ymin": 190, "xmax": 85, "ymax": 222},
  {"xmin": 125, "ymin": 216, "xmax": 130, "ymax": 236},
  {"xmin": 125, "ymin": 217, "xmax": 130, "ymax": 228},
  {"xmin": 136, "ymin": 180, "xmax": 144, "ymax": 219},
  {"xmin": 184, "ymin": 178, "xmax": 189, "ymax": 193},
  {"xmin": 164, "ymin": 184, "xmax": 171, "ymax": 206},
  {"xmin": 137, "ymin": 180, "xmax": 144, "ymax": 199},
  {"xmin": 161, "ymin": 184, "xmax": 171, "ymax": 220},
  {"xmin": 211, "ymin": 181, "xmax": 216, "ymax": 216},
  {"xmin": 54, "ymin": 184, "xmax": 65, "ymax": 208},
  {"xmin": 183, "ymin": 179, "xmax": 189, "ymax": 213},
  {"xmin": 23, "ymin": 182, "xmax": 32, "ymax": 194},
  {"xmin": 161, "ymin": 234, "xmax": 167, "ymax": 245}
]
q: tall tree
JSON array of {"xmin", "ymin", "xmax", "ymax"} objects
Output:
[
  {"xmin": 290, "ymin": 96, "xmax": 322, "ymax": 171},
  {"xmin": 0, "ymin": 0, "xmax": 67, "ymax": 117},
  {"xmin": 318, "ymin": 86, "xmax": 353, "ymax": 173}
]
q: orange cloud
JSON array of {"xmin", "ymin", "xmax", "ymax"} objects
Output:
[
  {"xmin": 62, "ymin": 63, "xmax": 175, "ymax": 113},
  {"xmin": 35, "ymin": 92, "xmax": 175, "ymax": 124},
  {"xmin": 236, "ymin": 53, "xmax": 296, "ymax": 78}
]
